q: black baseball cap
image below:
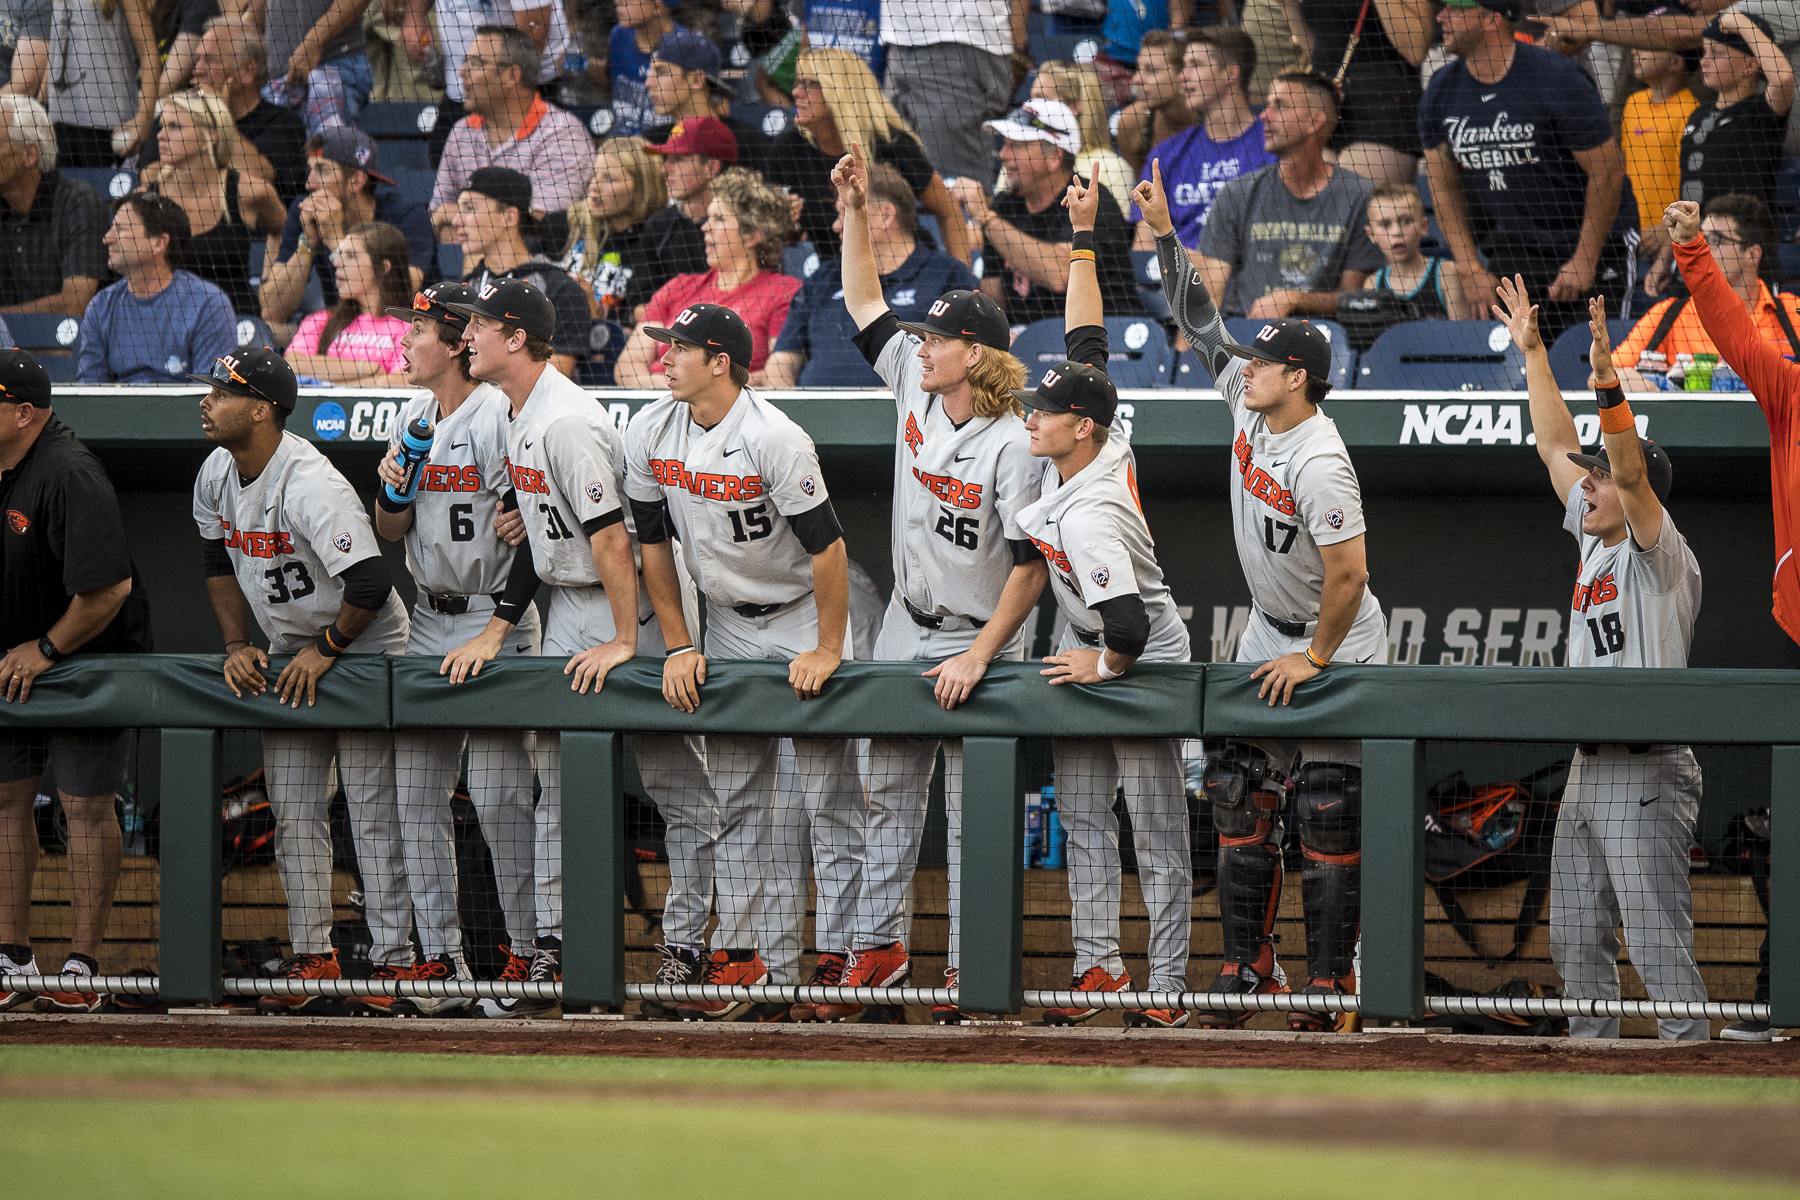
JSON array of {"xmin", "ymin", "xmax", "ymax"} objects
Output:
[
  {"xmin": 387, "ymin": 280, "xmax": 479, "ymax": 329},
  {"xmin": 445, "ymin": 278, "xmax": 558, "ymax": 344},
  {"xmin": 1702, "ymin": 12, "xmax": 1775, "ymax": 55},
  {"xmin": 186, "ymin": 347, "xmax": 298, "ymax": 411},
  {"xmin": 1224, "ymin": 318, "xmax": 1333, "ymax": 385},
  {"xmin": 895, "ymin": 289, "xmax": 1010, "ymax": 353},
  {"xmin": 463, "ymin": 166, "xmax": 535, "ymax": 231},
  {"xmin": 1015, "ymin": 360, "xmax": 1119, "ymax": 426},
  {"xmin": 642, "ymin": 302, "xmax": 755, "ymax": 369},
  {"xmin": 1442, "ymin": 0, "xmax": 1521, "ymax": 20},
  {"xmin": 0, "ymin": 349, "xmax": 51, "ymax": 406},
  {"xmin": 1567, "ymin": 439, "xmax": 1675, "ymax": 503}
]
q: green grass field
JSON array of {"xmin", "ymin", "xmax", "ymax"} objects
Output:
[{"xmin": 6, "ymin": 1046, "xmax": 1797, "ymax": 1199}]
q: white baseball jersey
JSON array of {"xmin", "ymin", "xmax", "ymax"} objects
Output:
[
  {"xmin": 193, "ymin": 432, "xmax": 410, "ymax": 652},
  {"xmin": 1563, "ymin": 483, "xmax": 1701, "ymax": 668},
  {"xmin": 503, "ymin": 366, "xmax": 627, "ymax": 588},
  {"xmin": 871, "ymin": 328, "xmax": 1041, "ymax": 621},
  {"xmin": 388, "ymin": 384, "xmax": 519, "ymax": 598},
  {"xmin": 1015, "ymin": 435, "xmax": 1191, "ymax": 663},
  {"xmin": 625, "ymin": 388, "xmax": 834, "ymax": 610}
]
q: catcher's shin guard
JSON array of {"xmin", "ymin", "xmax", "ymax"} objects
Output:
[
  {"xmin": 1294, "ymin": 762, "xmax": 1361, "ymax": 1016},
  {"xmin": 1196, "ymin": 744, "xmax": 1287, "ymax": 1028}
]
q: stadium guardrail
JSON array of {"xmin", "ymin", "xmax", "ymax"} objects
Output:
[{"xmin": 3, "ymin": 655, "xmax": 1792, "ymax": 1029}]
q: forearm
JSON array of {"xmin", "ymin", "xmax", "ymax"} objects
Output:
[
  {"xmin": 46, "ymin": 582, "xmax": 132, "ymax": 654},
  {"xmin": 204, "ymin": 576, "xmax": 257, "ymax": 647},
  {"xmin": 1526, "ymin": 344, "xmax": 1581, "ymax": 467},
  {"xmin": 1570, "ymin": 168, "xmax": 1623, "ymax": 271},
  {"xmin": 987, "ymin": 220, "xmax": 1070, "ymax": 291},
  {"xmin": 285, "ymin": 353, "xmax": 385, "ymax": 383},
  {"xmin": 922, "ymin": 176, "xmax": 974, "ymax": 266},
  {"xmin": 1157, "ymin": 230, "xmax": 1229, "ymax": 372},
  {"xmin": 589, "ymin": 524, "xmax": 639, "ymax": 651},
  {"xmin": 1581, "ymin": 13, "xmax": 1705, "ymax": 49},
  {"xmin": 302, "ymin": 0, "xmax": 370, "ymax": 57},
  {"xmin": 124, "ymin": 0, "xmax": 160, "ymax": 106},
  {"xmin": 260, "ymin": 255, "xmax": 311, "ymax": 322},
  {"xmin": 839, "ymin": 202, "xmax": 887, "ymax": 326},
  {"xmin": 373, "ymin": 502, "xmax": 414, "ymax": 540},
  {"xmin": 640, "ymin": 541, "xmax": 693, "ymax": 648},
  {"xmin": 1066, "ymin": 258, "xmax": 1101, "ymax": 332},
  {"xmin": 331, "ymin": 598, "xmax": 381, "ymax": 642},
  {"xmin": 810, "ymin": 540, "xmax": 849, "ymax": 655},
  {"xmin": 1286, "ymin": 289, "xmax": 1352, "ymax": 316},
  {"xmin": 1311, "ymin": 569, "xmax": 1367, "ymax": 662},
  {"xmin": 966, "ymin": 560, "xmax": 1047, "ymax": 661},
  {"xmin": 1, "ymin": 279, "xmax": 98, "ymax": 316}
]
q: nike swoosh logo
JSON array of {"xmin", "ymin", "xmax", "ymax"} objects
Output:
[
  {"xmin": 515, "ymin": 645, "xmax": 530, "ymax": 653},
  {"xmin": 1356, "ymin": 653, "xmax": 1376, "ymax": 664},
  {"xmin": 1639, "ymin": 795, "xmax": 1660, "ymax": 807},
  {"xmin": 451, "ymin": 441, "xmax": 468, "ymax": 449},
  {"xmin": 1481, "ymin": 93, "xmax": 1497, "ymax": 101},
  {"xmin": 953, "ymin": 453, "xmax": 975, "ymax": 462},
  {"xmin": 639, "ymin": 614, "xmax": 655, "ymax": 626},
  {"xmin": 524, "ymin": 441, "xmax": 534, "ymax": 449},
  {"xmin": 723, "ymin": 447, "xmax": 743, "ymax": 457}
]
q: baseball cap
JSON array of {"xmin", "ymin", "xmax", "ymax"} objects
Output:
[
  {"xmin": 894, "ymin": 289, "xmax": 1011, "ymax": 353},
  {"xmin": 644, "ymin": 116, "xmax": 739, "ymax": 166},
  {"xmin": 310, "ymin": 126, "xmax": 392, "ymax": 186},
  {"xmin": 0, "ymin": 349, "xmax": 51, "ymax": 407},
  {"xmin": 642, "ymin": 302, "xmax": 755, "ymax": 369},
  {"xmin": 186, "ymin": 347, "xmax": 299, "ymax": 411},
  {"xmin": 386, "ymin": 280, "xmax": 479, "ymax": 329},
  {"xmin": 983, "ymin": 99, "xmax": 1081, "ymax": 155},
  {"xmin": 1015, "ymin": 360, "xmax": 1118, "ymax": 426},
  {"xmin": 463, "ymin": 166, "xmax": 535, "ymax": 230},
  {"xmin": 1566, "ymin": 439, "xmax": 1675, "ymax": 504},
  {"xmin": 444, "ymin": 278, "xmax": 558, "ymax": 344},
  {"xmin": 654, "ymin": 29, "xmax": 723, "ymax": 80},
  {"xmin": 1442, "ymin": 0, "xmax": 1521, "ymax": 18},
  {"xmin": 1224, "ymin": 319, "xmax": 1334, "ymax": 385},
  {"xmin": 1703, "ymin": 12, "xmax": 1775, "ymax": 55}
]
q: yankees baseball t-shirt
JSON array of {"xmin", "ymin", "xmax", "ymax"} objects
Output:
[
  {"xmin": 1562, "ymin": 482, "xmax": 1701, "ymax": 669},
  {"xmin": 1130, "ymin": 119, "xmax": 1276, "ymax": 247},
  {"xmin": 1196, "ymin": 165, "xmax": 1385, "ymax": 319},
  {"xmin": 504, "ymin": 366, "xmax": 627, "ymax": 589},
  {"xmin": 387, "ymin": 384, "xmax": 521, "ymax": 598}
]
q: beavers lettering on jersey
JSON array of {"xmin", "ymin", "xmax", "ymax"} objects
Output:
[
  {"xmin": 1028, "ymin": 533, "xmax": 1072, "ymax": 572},
  {"xmin": 648, "ymin": 456, "xmax": 768, "ymax": 502},
  {"xmin": 1572, "ymin": 570, "xmax": 1619, "ymax": 614},
  {"xmin": 1232, "ymin": 430, "xmax": 1297, "ymax": 517},
  {"xmin": 506, "ymin": 460, "xmax": 551, "ymax": 495},
  {"xmin": 220, "ymin": 519, "xmax": 295, "ymax": 559},
  {"xmin": 904, "ymin": 412, "xmax": 923, "ymax": 456},
  {"xmin": 420, "ymin": 463, "xmax": 483, "ymax": 493},
  {"xmin": 912, "ymin": 466, "xmax": 983, "ymax": 510}
]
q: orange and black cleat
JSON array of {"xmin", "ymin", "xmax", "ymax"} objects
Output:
[{"xmin": 1043, "ymin": 965, "xmax": 1131, "ymax": 1025}]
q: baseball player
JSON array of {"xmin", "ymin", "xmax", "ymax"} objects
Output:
[
  {"xmin": 1015, "ymin": 170, "xmax": 1195, "ymax": 1028},
  {"xmin": 1140, "ymin": 160, "xmax": 1388, "ymax": 1032},
  {"xmin": 438, "ymin": 278, "xmax": 723, "ymax": 1020},
  {"xmin": 190, "ymin": 348, "xmax": 413, "ymax": 1014},
  {"xmin": 358, "ymin": 281, "xmax": 543, "ymax": 1017},
  {"xmin": 1495, "ymin": 276, "xmax": 1708, "ymax": 1040},
  {"xmin": 810, "ymin": 143, "xmax": 1048, "ymax": 1024},
  {"xmin": 624, "ymin": 301, "xmax": 863, "ymax": 1023}
]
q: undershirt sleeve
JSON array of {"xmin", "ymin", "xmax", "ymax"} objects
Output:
[
  {"xmin": 629, "ymin": 496, "xmax": 673, "ymax": 544},
  {"xmin": 786, "ymin": 500, "xmax": 844, "ymax": 555},
  {"xmin": 853, "ymin": 312, "xmax": 903, "ymax": 366},
  {"xmin": 200, "ymin": 537, "xmax": 233, "ymax": 577},
  {"xmin": 494, "ymin": 539, "xmax": 541, "ymax": 625},
  {"xmin": 338, "ymin": 555, "xmax": 393, "ymax": 611},
  {"xmin": 1094, "ymin": 593, "xmax": 1149, "ymax": 657}
]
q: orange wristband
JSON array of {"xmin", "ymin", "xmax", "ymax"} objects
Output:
[{"xmin": 1599, "ymin": 400, "xmax": 1635, "ymax": 435}]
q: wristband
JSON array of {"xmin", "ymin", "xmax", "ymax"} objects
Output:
[
  {"xmin": 1070, "ymin": 248, "xmax": 1096, "ymax": 264},
  {"xmin": 1595, "ymin": 382, "xmax": 1626, "ymax": 409},
  {"xmin": 1096, "ymin": 652, "xmax": 1124, "ymax": 681},
  {"xmin": 1070, "ymin": 230, "xmax": 1095, "ymax": 255},
  {"xmin": 296, "ymin": 233, "xmax": 314, "ymax": 255},
  {"xmin": 1304, "ymin": 647, "xmax": 1331, "ymax": 669},
  {"xmin": 1599, "ymin": 397, "xmax": 1636, "ymax": 435},
  {"xmin": 225, "ymin": 639, "xmax": 251, "ymax": 652},
  {"xmin": 665, "ymin": 645, "xmax": 697, "ymax": 658},
  {"xmin": 317, "ymin": 622, "xmax": 350, "ymax": 659}
]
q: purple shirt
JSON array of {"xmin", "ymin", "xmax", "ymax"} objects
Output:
[
  {"xmin": 1131, "ymin": 119, "xmax": 1277, "ymax": 248},
  {"xmin": 430, "ymin": 96, "xmax": 596, "ymax": 214}
]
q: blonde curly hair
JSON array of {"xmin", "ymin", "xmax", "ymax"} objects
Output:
[{"xmin": 709, "ymin": 167, "xmax": 798, "ymax": 273}]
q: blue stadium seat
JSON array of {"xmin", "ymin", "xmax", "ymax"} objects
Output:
[
  {"xmin": 574, "ymin": 319, "xmax": 628, "ymax": 386},
  {"xmin": 361, "ymin": 100, "xmax": 439, "ymax": 138},
  {"xmin": 11, "ymin": 313, "xmax": 82, "ymax": 381},
  {"xmin": 378, "ymin": 140, "xmax": 431, "ymax": 171},
  {"xmin": 248, "ymin": 241, "xmax": 265, "ymax": 293},
  {"xmin": 66, "ymin": 166, "xmax": 137, "ymax": 201},
  {"xmin": 1223, "ymin": 318, "xmax": 1356, "ymax": 388},
  {"xmin": 731, "ymin": 102, "xmax": 792, "ymax": 139},
  {"xmin": 783, "ymin": 244, "xmax": 821, "ymax": 280},
  {"xmin": 1547, "ymin": 318, "xmax": 1635, "ymax": 390},
  {"xmin": 1174, "ymin": 348, "xmax": 1210, "ymax": 386},
  {"xmin": 1010, "ymin": 317, "xmax": 1175, "ymax": 388},
  {"xmin": 438, "ymin": 243, "xmax": 464, "ymax": 280},
  {"xmin": 563, "ymin": 103, "xmax": 616, "ymax": 140},
  {"xmin": 1010, "ymin": 319, "xmax": 1071, "ymax": 370},
  {"xmin": 1131, "ymin": 249, "xmax": 1171, "ymax": 322},
  {"xmin": 234, "ymin": 314, "xmax": 276, "ymax": 351},
  {"xmin": 1027, "ymin": 13, "xmax": 1103, "ymax": 65},
  {"xmin": 392, "ymin": 167, "xmax": 437, "ymax": 208},
  {"xmin": 1779, "ymin": 243, "xmax": 1800, "ymax": 284},
  {"xmin": 300, "ymin": 269, "xmax": 326, "ymax": 315},
  {"xmin": 1356, "ymin": 319, "xmax": 1526, "ymax": 390}
]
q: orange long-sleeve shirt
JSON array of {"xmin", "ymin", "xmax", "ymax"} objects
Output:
[{"xmin": 1674, "ymin": 236, "xmax": 1800, "ymax": 644}]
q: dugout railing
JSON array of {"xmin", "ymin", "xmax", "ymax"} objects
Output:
[{"xmin": 2, "ymin": 655, "xmax": 1794, "ymax": 1029}]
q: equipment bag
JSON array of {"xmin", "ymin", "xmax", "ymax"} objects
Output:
[{"xmin": 1423, "ymin": 763, "xmax": 1566, "ymax": 964}]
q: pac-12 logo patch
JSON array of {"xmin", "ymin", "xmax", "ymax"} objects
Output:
[
  {"xmin": 333, "ymin": 532, "xmax": 353, "ymax": 552},
  {"xmin": 5, "ymin": 509, "xmax": 28, "ymax": 534},
  {"xmin": 800, "ymin": 475, "xmax": 816, "ymax": 496},
  {"xmin": 586, "ymin": 482, "xmax": 604, "ymax": 503},
  {"xmin": 1326, "ymin": 508, "xmax": 1344, "ymax": 530},
  {"xmin": 1091, "ymin": 566, "xmax": 1110, "ymax": 588}
]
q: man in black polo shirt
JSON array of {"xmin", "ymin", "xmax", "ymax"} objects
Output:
[
  {"xmin": 0, "ymin": 97, "xmax": 108, "ymax": 317},
  {"xmin": 0, "ymin": 350, "xmax": 152, "ymax": 1014}
]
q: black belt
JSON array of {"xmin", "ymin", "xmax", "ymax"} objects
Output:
[
  {"xmin": 1577, "ymin": 743, "xmax": 1653, "ymax": 755},
  {"xmin": 1264, "ymin": 611, "xmax": 1310, "ymax": 638},
  {"xmin": 1074, "ymin": 626, "xmax": 1102, "ymax": 647},
  {"xmin": 424, "ymin": 591, "xmax": 504, "ymax": 616},
  {"xmin": 733, "ymin": 594, "xmax": 808, "ymax": 619},
  {"xmin": 903, "ymin": 595, "xmax": 986, "ymax": 631}
]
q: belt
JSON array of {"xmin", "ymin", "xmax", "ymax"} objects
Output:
[
  {"xmin": 1263, "ymin": 610, "xmax": 1314, "ymax": 639},
  {"xmin": 1577, "ymin": 742, "xmax": 1653, "ymax": 755},
  {"xmin": 903, "ymin": 595, "xmax": 986, "ymax": 632},
  {"xmin": 1074, "ymin": 626, "xmax": 1102, "ymax": 647},
  {"xmin": 424, "ymin": 591, "xmax": 504, "ymax": 616},
  {"xmin": 733, "ymin": 594, "xmax": 809, "ymax": 620}
]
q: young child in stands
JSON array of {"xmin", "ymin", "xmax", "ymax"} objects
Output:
[{"xmin": 1359, "ymin": 182, "xmax": 1468, "ymax": 320}]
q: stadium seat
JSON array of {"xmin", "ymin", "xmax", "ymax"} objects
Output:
[
  {"xmin": 378, "ymin": 140, "xmax": 431, "ymax": 171},
  {"xmin": 1356, "ymin": 319, "xmax": 1527, "ymax": 390},
  {"xmin": 66, "ymin": 166, "xmax": 137, "ymax": 202},
  {"xmin": 783, "ymin": 244, "xmax": 821, "ymax": 280},
  {"xmin": 11, "ymin": 313, "xmax": 81, "ymax": 381},
  {"xmin": 574, "ymin": 319, "xmax": 628, "ymax": 386},
  {"xmin": 392, "ymin": 167, "xmax": 437, "ymax": 209},
  {"xmin": 1131, "ymin": 249, "xmax": 1171, "ymax": 322},
  {"xmin": 1779, "ymin": 243, "xmax": 1800, "ymax": 285},
  {"xmin": 360, "ymin": 100, "xmax": 440, "ymax": 138},
  {"xmin": 1027, "ymin": 13, "xmax": 1102, "ymax": 65},
  {"xmin": 731, "ymin": 102, "xmax": 792, "ymax": 139},
  {"xmin": 563, "ymin": 103, "xmax": 615, "ymax": 139},
  {"xmin": 1223, "ymin": 318, "xmax": 1356, "ymax": 388},
  {"xmin": 248, "ymin": 241, "xmax": 265, "ymax": 293},
  {"xmin": 1777, "ymin": 156, "xmax": 1800, "ymax": 242},
  {"xmin": 300, "ymin": 269, "xmax": 326, "ymax": 315},
  {"xmin": 1011, "ymin": 317, "xmax": 1174, "ymax": 387},
  {"xmin": 1546, "ymin": 318, "xmax": 1636, "ymax": 390},
  {"xmin": 234, "ymin": 314, "xmax": 276, "ymax": 351},
  {"xmin": 1011, "ymin": 318, "xmax": 1070, "ymax": 369},
  {"xmin": 438, "ymin": 243, "xmax": 463, "ymax": 280}
]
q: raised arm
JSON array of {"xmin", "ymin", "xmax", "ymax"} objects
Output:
[
  {"xmin": 1063, "ymin": 165, "xmax": 1104, "ymax": 333},
  {"xmin": 1726, "ymin": 9, "xmax": 1795, "ymax": 115},
  {"xmin": 1588, "ymin": 295, "xmax": 1664, "ymax": 548},
  {"xmin": 1134, "ymin": 158, "xmax": 1230, "ymax": 375},
  {"xmin": 1496, "ymin": 274, "xmax": 1584, "ymax": 501},
  {"xmin": 833, "ymin": 142, "xmax": 888, "ymax": 331}
]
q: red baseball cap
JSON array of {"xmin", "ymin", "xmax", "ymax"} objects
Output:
[{"xmin": 644, "ymin": 117, "xmax": 738, "ymax": 166}]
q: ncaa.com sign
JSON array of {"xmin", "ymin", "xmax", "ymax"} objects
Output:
[
  {"xmin": 1399, "ymin": 402, "xmax": 1647, "ymax": 447},
  {"xmin": 311, "ymin": 398, "xmax": 634, "ymax": 441}
]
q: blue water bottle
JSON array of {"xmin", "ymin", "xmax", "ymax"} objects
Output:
[{"xmin": 386, "ymin": 417, "xmax": 433, "ymax": 506}]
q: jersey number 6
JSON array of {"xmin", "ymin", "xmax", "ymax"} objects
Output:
[{"xmin": 935, "ymin": 507, "xmax": 979, "ymax": 550}]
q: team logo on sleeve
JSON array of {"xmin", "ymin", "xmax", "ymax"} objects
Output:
[
  {"xmin": 333, "ymin": 533, "xmax": 353, "ymax": 552},
  {"xmin": 1091, "ymin": 566, "xmax": 1110, "ymax": 588},
  {"xmin": 1326, "ymin": 508, "xmax": 1344, "ymax": 530},
  {"xmin": 586, "ymin": 482, "xmax": 605, "ymax": 503},
  {"xmin": 800, "ymin": 475, "xmax": 816, "ymax": 496},
  {"xmin": 5, "ymin": 509, "xmax": 27, "ymax": 534}
]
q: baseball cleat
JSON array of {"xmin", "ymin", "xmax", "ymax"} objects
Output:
[
  {"xmin": 478, "ymin": 936, "xmax": 560, "ymax": 1019},
  {"xmin": 0, "ymin": 949, "xmax": 39, "ymax": 1012},
  {"xmin": 37, "ymin": 956, "xmax": 103, "ymax": 1014},
  {"xmin": 1043, "ymin": 966, "xmax": 1131, "ymax": 1025},
  {"xmin": 1288, "ymin": 977, "xmax": 1357, "ymax": 1034},
  {"xmin": 677, "ymin": 948, "xmax": 769, "ymax": 1021},
  {"xmin": 1123, "ymin": 1006, "xmax": 1189, "ymax": 1028},
  {"xmin": 1722, "ymin": 1019, "xmax": 1774, "ymax": 1043},
  {"xmin": 815, "ymin": 940, "xmax": 911, "ymax": 1022},
  {"xmin": 789, "ymin": 952, "xmax": 846, "ymax": 1022},
  {"xmin": 390, "ymin": 952, "xmax": 475, "ymax": 1017},
  {"xmin": 734, "ymin": 1001, "xmax": 794, "ymax": 1023},
  {"xmin": 931, "ymin": 967, "xmax": 963, "ymax": 1025},
  {"xmin": 642, "ymin": 943, "xmax": 706, "ymax": 1020},
  {"xmin": 1189, "ymin": 960, "xmax": 1290, "ymax": 1030},
  {"xmin": 257, "ymin": 951, "xmax": 342, "ymax": 1015},
  {"xmin": 346, "ymin": 962, "xmax": 413, "ymax": 1017}
]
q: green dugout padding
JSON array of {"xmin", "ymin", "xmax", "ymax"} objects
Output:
[{"xmin": 4, "ymin": 656, "xmax": 1795, "ymax": 1023}]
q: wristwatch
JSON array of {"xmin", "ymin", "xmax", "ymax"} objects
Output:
[{"xmin": 37, "ymin": 635, "xmax": 65, "ymax": 664}]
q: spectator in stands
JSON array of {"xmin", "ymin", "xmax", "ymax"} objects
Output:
[
  {"xmin": 0, "ymin": 0, "xmax": 49, "ymax": 98},
  {"xmin": 136, "ymin": 18, "xmax": 309, "ymax": 206},
  {"xmin": 1130, "ymin": 28, "xmax": 1275, "ymax": 254},
  {"xmin": 402, "ymin": 0, "xmax": 568, "ymax": 164},
  {"xmin": 1359, "ymin": 181, "xmax": 1468, "ymax": 318},
  {"xmin": 78, "ymin": 191, "xmax": 236, "ymax": 383},
  {"xmin": 283, "ymin": 219, "xmax": 412, "ymax": 384},
  {"xmin": 1610, "ymin": 195, "xmax": 1800, "ymax": 390},
  {"xmin": 958, "ymin": 99, "xmax": 1138, "ymax": 328},
  {"xmin": 1114, "ymin": 30, "xmax": 1196, "ymax": 179},
  {"xmin": 1194, "ymin": 69, "xmax": 1383, "ymax": 319},
  {"xmin": 1299, "ymin": 0, "xmax": 1433, "ymax": 183},
  {"xmin": 152, "ymin": 0, "xmax": 220, "ymax": 100},
  {"xmin": 1621, "ymin": 48, "xmax": 1699, "ymax": 267},
  {"xmin": 881, "ymin": 0, "xmax": 1025, "ymax": 184},
  {"xmin": 147, "ymin": 89, "xmax": 285, "ymax": 317},
  {"xmin": 615, "ymin": 166, "xmax": 799, "ymax": 385},
  {"xmin": 643, "ymin": 29, "xmax": 770, "ymax": 177},
  {"xmin": 764, "ymin": 47, "xmax": 972, "ymax": 265},
  {"xmin": 1420, "ymin": 0, "xmax": 1635, "ymax": 337},
  {"xmin": 766, "ymin": 162, "xmax": 977, "ymax": 386},
  {"xmin": 1538, "ymin": 0, "xmax": 1718, "ymax": 63},
  {"xmin": 262, "ymin": 128, "xmax": 432, "ymax": 337},
  {"xmin": 453, "ymin": 166, "xmax": 589, "ymax": 375},
  {"xmin": 262, "ymin": 0, "xmax": 374, "ymax": 133},
  {"xmin": 430, "ymin": 25, "xmax": 596, "ymax": 242},
  {"xmin": 48, "ymin": 0, "xmax": 161, "ymax": 168},
  {"xmin": 728, "ymin": 0, "xmax": 801, "ymax": 106},
  {"xmin": 1028, "ymin": 62, "xmax": 1133, "ymax": 212},
  {"xmin": 560, "ymin": 137, "xmax": 670, "ymax": 323},
  {"xmin": 610, "ymin": 0, "xmax": 683, "ymax": 138},
  {"xmin": 1681, "ymin": 14, "xmax": 1792, "ymax": 211},
  {"xmin": 1092, "ymin": 0, "xmax": 1182, "ymax": 109},
  {"xmin": 641, "ymin": 115, "xmax": 733, "ymax": 288},
  {"xmin": 0, "ymin": 97, "xmax": 106, "ymax": 316}
]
